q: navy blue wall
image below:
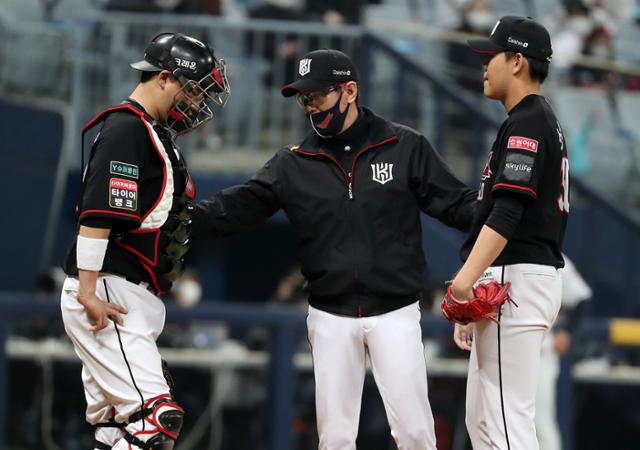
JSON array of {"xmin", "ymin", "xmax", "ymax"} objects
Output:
[{"xmin": 0, "ymin": 99, "xmax": 65, "ymax": 290}]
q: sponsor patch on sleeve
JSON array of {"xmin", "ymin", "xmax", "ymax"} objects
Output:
[
  {"xmin": 502, "ymin": 152, "xmax": 535, "ymax": 184},
  {"xmin": 506, "ymin": 136, "xmax": 538, "ymax": 153},
  {"xmin": 109, "ymin": 178, "xmax": 138, "ymax": 211},
  {"xmin": 110, "ymin": 161, "xmax": 139, "ymax": 179}
]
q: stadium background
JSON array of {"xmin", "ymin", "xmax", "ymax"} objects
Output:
[{"xmin": 1, "ymin": 0, "xmax": 639, "ymax": 449}]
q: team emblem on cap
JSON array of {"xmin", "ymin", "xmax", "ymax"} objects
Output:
[{"xmin": 299, "ymin": 58, "xmax": 311, "ymax": 76}]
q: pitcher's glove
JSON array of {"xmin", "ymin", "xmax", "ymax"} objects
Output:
[{"xmin": 441, "ymin": 281, "xmax": 515, "ymax": 325}]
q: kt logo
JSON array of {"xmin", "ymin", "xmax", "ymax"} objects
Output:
[{"xmin": 371, "ymin": 163, "xmax": 394, "ymax": 185}]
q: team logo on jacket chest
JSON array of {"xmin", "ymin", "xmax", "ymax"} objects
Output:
[{"xmin": 371, "ymin": 163, "xmax": 394, "ymax": 185}]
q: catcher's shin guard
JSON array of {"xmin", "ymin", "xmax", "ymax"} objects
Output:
[{"xmin": 124, "ymin": 395, "xmax": 184, "ymax": 449}]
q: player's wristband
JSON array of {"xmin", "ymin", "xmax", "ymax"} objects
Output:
[{"xmin": 76, "ymin": 235, "xmax": 109, "ymax": 271}]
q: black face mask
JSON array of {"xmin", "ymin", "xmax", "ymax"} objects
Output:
[{"xmin": 308, "ymin": 91, "xmax": 348, "ymax": 138}]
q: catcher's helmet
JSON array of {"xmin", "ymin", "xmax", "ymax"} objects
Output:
[{"xmin": 131, "ymin": 32, "xmax": 230, "ymax": 135}]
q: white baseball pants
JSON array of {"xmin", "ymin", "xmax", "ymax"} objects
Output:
[
  {"xmin": 60, "ymin": 275, "xmax": 171, "ymax": 449},
  {"xmin": 465, "ymin": 264, "xmax": 562, "ymax": 450},
  {"xmin": 307, "ymin": 301, "xmax": 437, "ymax": 450},
  {"xmin": 535, "ymin": 333, "xmax": 562, "ymax": 450}
]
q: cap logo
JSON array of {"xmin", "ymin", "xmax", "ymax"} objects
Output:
[
  {"xmin": 507, "ymin": 36, "xmax": 529, "ymax": 48},
  {"xmin": 332, "ymin": 69, "xmax": 351, "ymax": 76},
  {"xmin": 299, "ymin": 58, "xmax": 312, "ymax": 76},
  {"xmin": 491, "ymin": 20, "xmax": 501, "ymax": 36}
]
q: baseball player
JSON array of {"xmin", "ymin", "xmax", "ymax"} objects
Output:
[
  {"xmin": 60, "ymin": 33, "xmax": 229, "ymax": 450},
  {"xmin": 447, "ymin": 16, "xmax": 569, "ymax": 450},
  {"xmin": 192, "ymin": 49, "xmax": 477, "ymax": 450}
]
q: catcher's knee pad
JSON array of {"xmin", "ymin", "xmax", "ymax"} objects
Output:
[{"xmin": 124, "ymin": 395, "xmax": 184, "ymax": 450}]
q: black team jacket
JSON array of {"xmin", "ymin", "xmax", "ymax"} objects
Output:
[{"xmin": 193, "ymin": 107, "xmax": 476, "ymax": 316}]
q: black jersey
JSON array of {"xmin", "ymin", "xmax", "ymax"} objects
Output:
[
  {"xmin": 63, "ymin": 101, "xmax": 195, "ymax": 295},
  {"xmin": 461, "ymin": 94, "xmax": 569, "ymax": 268}
]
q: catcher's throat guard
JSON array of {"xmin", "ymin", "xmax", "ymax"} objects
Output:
[{"xmin": 441, "ymin": 281, "xmax": 516, "ymax": 325}]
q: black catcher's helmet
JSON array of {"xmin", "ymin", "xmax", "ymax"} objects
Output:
[{"xmin": 131, "ymin": 32, "xmax": 230, "ymax": 135}]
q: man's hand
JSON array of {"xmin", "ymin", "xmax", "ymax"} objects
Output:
[
  {"xmin": 454, "ymin": 323, "xmax": 474, "ymax": 351},
  {"xmin": 553, "ymin": 329, "xmax": 571, "ymax": 356},
  {"xmin": 78, "ymin": 292, "xmax": 127, "ymax": 332},
  {"xmin": 450, "ymin": 282, "xmax": 474, "ymax": 302}
]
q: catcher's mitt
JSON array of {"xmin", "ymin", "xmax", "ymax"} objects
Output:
[{"xmin": 441, "ymin": 281, "xmax": 516, "ymax": 325}]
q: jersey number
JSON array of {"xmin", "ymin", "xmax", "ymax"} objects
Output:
[{"xmin": 557, "ymin": 157, "xmax": 570, "ymax": 213}]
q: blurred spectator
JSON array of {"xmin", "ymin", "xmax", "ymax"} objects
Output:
[
  {"xmin": 242, "ymin": 265, "xmax": 307, "ymax": 351},
  {"xmin": 447, "ymin": 0, "xmax": 495, "ymax": 92},
  {"xmin": 305, "ymin": 0, "xmax": 365, "ymax": 25},
  {"xmin": 536, "ymin": 255, "xmax": 592, "ymax": 450},
  {"xmin": 443, "ymin": 1, "xmax": 494, "ymax": 162},
  {"xmin": 245, "ymin": 0, "xmax": 375, "ymax": 89},
  {"xmin": 570, "ymin": 26, "xmax": 616, "ymax": 87},
  {"xmin": 246, "ymin": 1, "xmax": 305, "ymax": 88},
  {"xmin": 172, "ymin": 269, "xmax": 204, "ymax": 309},
  {"xmin": 552, "ymin": 1, "xmax": 594, "ymax": 72},
  {"xmin": 160, "ymin": 270, "xmax": 230, "ymax": 349},
  {"xmin": 105, "ymin": 0, "xmax": 175, "ymax": 12},
  {"xmin": 105, "ymin": 0, "xmax": 221, "ymax": 14},
  {"xmin": 247, "ymin": 0, "xmax": 304, "ymax": 22}
]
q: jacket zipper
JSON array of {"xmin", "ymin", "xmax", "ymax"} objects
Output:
[
  {"xmin": 295, "ymin": 136, "xmax": 399, "ymax": 317},
  {"xmin": 295, "ymin": 136, "xmax": 398, "ymax": 200},
  {"xmin": 347, "ymin": 136, "xmax": 399, "ymax": 200}
]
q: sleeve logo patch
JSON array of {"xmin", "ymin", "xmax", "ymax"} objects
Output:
[
  {"xmin": 110, "ymin": 161, "xmax": 139, "ymax": 179},
  {"xmin": 503, "ymin": 153, "xmax": 535, "ymax": 183},
  {"xmin": 507, "ymin": 136, "xmax": 538, "ymax": 153},
  {"xmin": 109, "ymin": 178, "xmax": 138, "ymax": 211}
]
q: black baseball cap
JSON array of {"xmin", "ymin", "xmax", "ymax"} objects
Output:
[
  {"xmin": 281, "ymin": 49, "xmax": 358, "ymax": 97},
  {"xmin": 468, "ymin": 16, "xmax": 553, "ymax": 62}
]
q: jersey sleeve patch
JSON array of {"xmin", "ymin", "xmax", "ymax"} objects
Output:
[
  {"xmin": 502, "ymin": 152, "xmax": 535, "ymax": 184},
  {"xmin": 109, "ymin": 178, "xmax": 138, "ymax": 211},
  {"xmin": 110, "ymin": 161, "xmax": 139, "ymax": 179},
  {"xmin": 507, "ymin": 136, "xmax": 538, "ymax": 153}
]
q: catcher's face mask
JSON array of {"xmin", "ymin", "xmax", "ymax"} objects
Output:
[{"xmin": 167, "ymin": 59, "xmax": 230, "ymax": 136}]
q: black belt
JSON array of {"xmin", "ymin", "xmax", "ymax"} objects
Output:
[
  {"xmin": 98, "ymin": 273, "xmax": 159, "ymax": 296},
  {"xmin": 69, "ymin": 274, "xmax": 159, "ymax": 297},
  {"xmin": 123, "ymin": 276, "xmax": 158, "ymax": 296}
]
